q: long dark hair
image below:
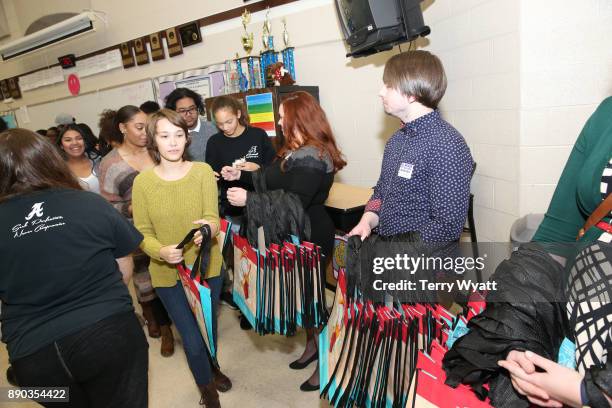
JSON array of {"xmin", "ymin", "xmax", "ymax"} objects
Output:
[
  {"xmin": 277, "ymin": 92, "xmax": 346, "ymax": 172},
  {"xmin": 57, "ymin": 124, "xmax": 100, "ymax": 159},
  {"xmin": 98, "ymin": 105, "xmax": 142, "ymax": 146},
  {"xmin": 0, "ymin": 129, "xmax": 82, "ymax": 202}
]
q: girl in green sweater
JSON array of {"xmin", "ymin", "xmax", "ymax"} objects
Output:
[{"xmin": 132, "ymin": 109, "xmax": 230, "ymax": 408}]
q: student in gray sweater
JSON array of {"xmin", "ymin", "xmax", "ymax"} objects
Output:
[{"xmin": 165, "ymin": 87, "xmax": 216, "ymax": 162}]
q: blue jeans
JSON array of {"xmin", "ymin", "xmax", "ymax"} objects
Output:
[{"xmin": 156, "ymin": 276, "xmax": 222, "ymax": 385}]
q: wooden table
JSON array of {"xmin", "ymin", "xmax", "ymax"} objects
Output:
[{"xmin": 324, "ymin": 182, "xmax": 373, "ymax": 233}]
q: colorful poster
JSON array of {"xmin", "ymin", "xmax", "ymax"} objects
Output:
[
  {"xmin": 246, "ymin": 92, "xmax": 275, "ymax": 137},
  {"xmin": 1, "ymin": 112, "xmax": 17, "ymax": 128}
]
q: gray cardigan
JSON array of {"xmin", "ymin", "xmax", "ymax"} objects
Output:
[{"xmin": 187, "ymin": 117, "xmax": 217, "ymax": 163}]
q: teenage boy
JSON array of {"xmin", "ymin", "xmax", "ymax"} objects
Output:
[
  {"xmin": 350, "ymin": 51, "xmax": 473, "ymax": 242},
  {"xmin": 165, "ymin": 88, "xmax": 216, "ymax": 163}
]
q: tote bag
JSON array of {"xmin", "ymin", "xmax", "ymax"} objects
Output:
[
  {"xmin": 176, "ymin": 226, "xmax": 217, "ymax": 361},
  {"xmin": 233, "ymin": 233, "xmax": 260, "ymax": 327}
]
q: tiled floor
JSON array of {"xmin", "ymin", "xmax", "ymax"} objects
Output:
[
  {"xmin": 1, "ymin": 286, "xmax": 437, "ymax": 408},
  {"xmin": 0, "ymin": 304, "xmax": 334, "ymax": 408}
]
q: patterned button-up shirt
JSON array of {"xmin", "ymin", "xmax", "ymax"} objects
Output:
[{"xmin": 365, "ymin": 110, "xmax": 473, "ymax": 241}]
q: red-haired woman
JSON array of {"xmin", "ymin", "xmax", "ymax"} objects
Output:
[{"xmin": 222, "ymin": 91, "xmax": 346, "ymax": 392}]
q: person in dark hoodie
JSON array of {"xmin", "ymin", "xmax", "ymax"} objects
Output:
[{"xmin": 0, "ymin": 129, "xmax": 148, "ymax": 407}]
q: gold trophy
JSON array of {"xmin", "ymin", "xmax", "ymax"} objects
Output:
[{"xmin": 241, "ymin": 9, "xmax": 254, "ymax": 55}]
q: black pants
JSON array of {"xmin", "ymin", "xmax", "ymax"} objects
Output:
[
  {"xmin": 12, "ymin": 311, "xmax": 149, "ymax": 408},
  {"xmin": 149, "ymin": 297, "xmax": 171, "ymax": 326}
]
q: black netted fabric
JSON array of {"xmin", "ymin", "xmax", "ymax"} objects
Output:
[
  {"xmin": 242, "ymin": 170, "xmax": 311, "ymax": 247},
  {"xmin": 442, "ymin": 243, "xmax": 570, "ymax": 407},
  {"xmin": 345, "ymin": 232, "xmax": 454, "ymax": 304},
  {"xmin": 346, "ymin": 232, "xmax": 437, "ymax": 303}
]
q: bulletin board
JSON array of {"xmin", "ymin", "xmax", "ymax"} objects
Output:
[
  {"xmin": 14, "ymin": 79, "xmax": 156, "ymax": 134},
  {"xmin": 154, "ymin": 63, "xmax": 226, "ymax": 113}
]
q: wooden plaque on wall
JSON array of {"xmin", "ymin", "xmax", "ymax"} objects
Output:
[
  {"xmin": 0, "ymin": 80, "xmax": 9, "ymax": 100},
  {"xmin": 165, "ymin": 27, "xmax": 183, "ymax": 57},
  {"xmin": 178, "ymin": 21, "xmax": 202, "ymax": 47},
  {"xmin": 134, "ymin": 37, "xmax": 150, "ymax": 66},
  {"xmin": 149, "ymin": 32, "xmax": 165, "ymax": 61},
  {"xmin": 8, "ymin": 77, "xmax": 21, "ymax": 99},
  {"xmin": 120, "ymin": 41, "xmax": 135, "ymax": 68}
]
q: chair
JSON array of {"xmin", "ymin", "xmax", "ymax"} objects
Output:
[{"xmin": 463, "ymin": 162, "xmax": 477, "ymax": 243}]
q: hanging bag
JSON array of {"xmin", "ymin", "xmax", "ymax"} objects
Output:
[
  {"xmin": 233, "ymin": 233, "xmax": 260, "ymax": 327},
  {"xmin": 175, "ymin": 225, "xmax": 217, "ymax": 362}
]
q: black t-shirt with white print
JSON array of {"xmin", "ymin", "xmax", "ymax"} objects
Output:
[
  {"xmin": 205, "ymin": 126, "xmax": 276, "ymax": 216},
  {"xmin": 0, "ymin": 188, "xmax": 143, "ymax": 362}
]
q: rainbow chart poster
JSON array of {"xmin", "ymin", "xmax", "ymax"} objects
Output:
[{"xmin": 246, "ymin": 93, "xmax": 276, "ymax": 137}]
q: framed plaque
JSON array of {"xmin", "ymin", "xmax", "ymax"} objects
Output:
[
  {"xmin": 178, "ymin": 21, "xmax": 202, "ymax": 48},
  {"xmin": 0, "ymin": 80, "xmax": 9, "ymax": 99},
  {"xmin": 149, "ymin": 32, "xmax": 165, "ymax": 61},
  {"xmin": 165, "ymin": 27, "xmax": 183, "ymax": 57},
  {"xmin": 134, "ymin": 37, "xmax": 150, "ymax": 66},
  {"xmin": 8, "ymin": 77, "xmax": 21, "ymax": 99},
  {"xmin": 120, "ymin": 41, "xmax": 135, "ymax": 68}
]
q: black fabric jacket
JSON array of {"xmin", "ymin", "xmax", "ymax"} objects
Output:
[{"xmin": 443, "ymin": 243, "xmax": 570, "ymax": 407}]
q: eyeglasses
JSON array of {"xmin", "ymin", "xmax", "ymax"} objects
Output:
[{"xmin": 177, "ymin": 106, "xmax": 198, "ymax": 115}]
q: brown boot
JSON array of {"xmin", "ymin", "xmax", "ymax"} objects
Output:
[
  {"xmin": 198, "ymin": 382, "xmax": 220, "ymax": 407},
  {"xmin": 213, "ymin": 365, "xmax": 232, "ymax": 392},
  {"xmin": 160, "ymin": 325, "xmax": 175, "ymax": 357},
  {"xmin": 141, "ymin": 301, "xmax": 160, "ymax": 338}
]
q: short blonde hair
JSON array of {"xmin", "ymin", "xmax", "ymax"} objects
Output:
[
  {"xmin": 383, "ymin": 50, "xmax": 447, "ymax": 109},
  {"xmin": 145, "ymin": 108, "xmax": 191, "ymax": 164}
]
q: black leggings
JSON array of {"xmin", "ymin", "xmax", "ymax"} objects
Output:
[{"xmin": 11, "ymin": 311, "xmax": 149, "ymax": 408}]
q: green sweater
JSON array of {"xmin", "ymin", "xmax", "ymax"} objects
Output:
[
  {"xmin": 132, "ymin": 162, "xmax": 221, "ymax": 287},
  {"xmin": 533, "ymin": 97, "xmax": 612, "ymax": 245}
]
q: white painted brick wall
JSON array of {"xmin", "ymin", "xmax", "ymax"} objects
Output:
[
  {"xmin": 4, "ymin": 0, "xmax": 609, "ymax": 242},
  {"xmin": 429, "ymin": 0, "xmax": 612, "ymax": 239},
  {"xmin": 519, "ymin": 0, "xmax": 612, "ymax": 216},
  {"xmin": 426, "ymin": 0, "xmax": 521, "ymax": 241}
]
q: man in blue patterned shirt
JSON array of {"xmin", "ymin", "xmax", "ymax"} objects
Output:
[{"xmin": 350, "ymin": 51, "xmax": 473, "ymax": 242}]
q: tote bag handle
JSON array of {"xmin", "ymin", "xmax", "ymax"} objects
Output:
[
  {"xmin": 577, "ymin": 193, "xmax": 612, "ymax": 240},
  {"xmin": 176, "ymin": 224, "xmax": 213, "ymax": 282}
]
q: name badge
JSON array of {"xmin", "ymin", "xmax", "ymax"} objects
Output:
[{"xmin": 398, "ymin": 163, "xmax": 414, "ymax": 179}]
